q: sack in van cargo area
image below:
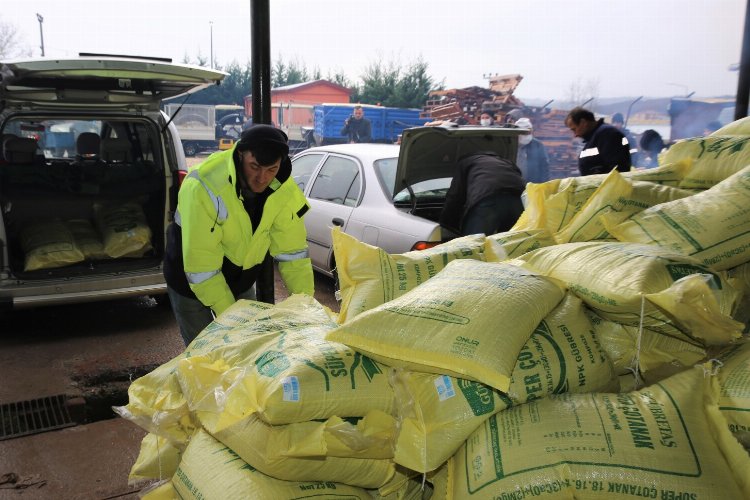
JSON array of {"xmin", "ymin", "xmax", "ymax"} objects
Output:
[
  {"xmin": 175, "ymin": 294, "xmax": 395, "ymax": 426},
  {"xmin": 659, "ymin": 135, "xmax": 750, "ymax": 189},
  {"xmin": 512, "ymin": 241, "xmax": 743, "ymax": 344},
  {"xmin": 391, "ymin": 293, "xmax": 616, "ymax": 473},
  {"xmin": 449, "ymin": 365, "xmax": 750, "ymax": 499},
  {"xmin": 715, "ymin": 340, "xmax": 750, "ymax": 434},
  {"xmin": 554, "ymin": 170, "xmax": 693, "ymax": 244},
  {"xmin": 584, "ymin": 308, "xmax": 706, "ymax": 383},
  {"xmin": 94, "ymin": 201, "xmax": 152, "ymax": 258},
  {"xmin": 485, "ymin": 228, "xmax": 556, "ymax": 260},
  {"xmin": 171, "ymin": 429, "xmax": 373, "ymax": 499},
  {"xmin": 333, "ymin": 228, "xmax": 500, "ymax": 323},
  {"xmin": 20, "ymin": 219, "xmax": 85, "ymax": 271},
  {"xmin": 66, "ymin": 218, "xmax": 108, "ymax": 260},
  {"xmin": 328, "ymin": 259, "xmax": 566, "ymax": 393},
  {"xmin": 207, "ymin": 411, "xmax": 396, "ymax": 488},
  {"xmin": 605, "ymin": 165, "xmax": 750, "ymax": 272}
]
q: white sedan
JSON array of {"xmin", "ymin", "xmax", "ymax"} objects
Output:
[{"xmin": 291, "ymin": 143, "xmax": 445, "ymax": 276}]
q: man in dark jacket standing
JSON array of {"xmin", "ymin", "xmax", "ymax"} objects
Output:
[
  {"xmin": 440, "ymin": 152, "xmax": 526, "ymax": 236},
  {"xmin": 565, "ymin": 107, "xmax": 631, "ymax": 176},
  {"xmin": 340, "ymin": 105, "xmax": 372, "ymax": 143}
]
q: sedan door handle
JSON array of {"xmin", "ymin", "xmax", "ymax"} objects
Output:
[{"xmin": 332, "ymin": 217, "xmax": 345, "ymax": 227}]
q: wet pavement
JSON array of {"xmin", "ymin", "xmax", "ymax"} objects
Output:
[{"xmin": 0, "ymin": 270, "xmax": 338, "ymax": 499}]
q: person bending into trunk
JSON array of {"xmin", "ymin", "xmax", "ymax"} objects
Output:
[
  {"xmin": 164, "ymin": 125, "xmax": 314, "ymax": 345},
  {"xmin": 439, "ymin": 152, "xmax": 526, "ymax": 237}
]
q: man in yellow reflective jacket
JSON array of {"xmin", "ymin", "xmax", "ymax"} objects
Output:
[{"xmin": 163, "ymin": 125, "xmax": 314, "ymax": 344}]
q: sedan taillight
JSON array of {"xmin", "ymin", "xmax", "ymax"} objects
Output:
[
  {"xmin": 411, "ymin": 241, "xmax": 440, "ymax": 251},
  {"xmin": 177, "ymin": 170, "xmax": 188, "ymax": 188}
]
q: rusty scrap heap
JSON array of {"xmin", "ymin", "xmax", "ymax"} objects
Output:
[{"xmin": 422, "ymin": 74, "xmax": 580, "ymax": 178}]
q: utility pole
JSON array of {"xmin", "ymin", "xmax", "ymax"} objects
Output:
[
  {"xmin": 36, "ymin": 13, "xmax": 45, "ymax": 57},
  {"xmin": 209, "ymin": 21, "xmax": 214, "ymax": 69}
]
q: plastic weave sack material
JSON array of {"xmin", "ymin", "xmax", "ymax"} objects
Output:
[
  {"xmin": 584, "ymin": 308, "xmax": 706, "ymax": 381},
  {"xmin": 20, "ymin": 219, "xmax": 85, "ymax": 271},
  {"xmin": 448, "ymin": 365, "xmax": 750, "ymax": 499},
  {"xmin": 128, "ymin": 433, "xmax": 182, "ymax": 484},
  {"xmin": 624, "ymin": 158, "xmax": 691, "ymax": 186},
  {"xmin": 484, "ymin": 228, "xmax": 556, "ymax": 260},
  {"xmin": 554, "ymin": 170, "xmax": 693, "ymax": 244},
  {"xmin": 333, "ymin": 228, "xmax": 501, "ymax": 323},
  {"xmin": 660, "ymin": 135, "xmax": 750, "ymax": 189},
  {"xmin": 114, "ymin": 299, "xmax": 274, "ymax": 448},
  {"xmin": 206, "ymin": 411, "xmax": 396, "ymax": 488},
  {"xmin": 604, "ymin": 165, "xmax": 750, "ymax": 272},
  {"xmin": 511, "ymin": 241, "xmax": 743, "ymax": 344},
  {"xmin": 93, "ymin": 201, "xmax": 152, "ymax": 258},
  {"xmin": 171, "ymin": 430, "xmax": 373, "ymax": 499},
  {"xmin": 727, "ymin": 261, "xmax": 750, "ymax": 329},
  {"xmin": 391, "ymin": 293, "xmax": 617, "ymax": 473},
  {"xmin": 66, "ymin": 218, "xmax": 108, "ymax": 260},
  {"xmin": 139, "ymin": 481, "xmax": 177, "ymax": 500},
  {"xmin": 175, "ymin": 294, "xmax": 395, "ymax": 426},
  {"xmin": 510, "ymin": 179, "xmax": 561, "ymax": 231},
  {"xmin": 715, "ymin": 339, "xmax": 750, "ymax": 434},
  {"xmin": 328, "ymin": 259, "xmax": 566, "ymax": 393}
]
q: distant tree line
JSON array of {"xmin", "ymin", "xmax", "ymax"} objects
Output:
[{"xmin": 180, "ymin": 53, "xmax": 444, "ymax": 109}]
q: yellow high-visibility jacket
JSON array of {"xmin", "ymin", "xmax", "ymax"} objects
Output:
[{"xmin": 166, "ymin": 147, "xmax": 313, "ymax": 314}]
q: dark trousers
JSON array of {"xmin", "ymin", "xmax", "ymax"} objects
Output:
[{"xmin": 462, "ymin": 192, "xmax": 524, "ymax": 236}]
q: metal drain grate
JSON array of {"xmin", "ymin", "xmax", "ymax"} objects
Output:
[{"xmin": 0, "ymin": 395, "xmax": 76, "ymax": 440}]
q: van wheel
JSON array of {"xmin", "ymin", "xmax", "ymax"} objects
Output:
[{"xmin": 184, "ymin": 143, "xmax": 198, "ymax": 157}]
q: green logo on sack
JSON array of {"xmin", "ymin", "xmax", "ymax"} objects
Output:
[
  {"xmin": 458, "ymin": 379, "xmax": 495, "ymax": 416},
  {"xmin": 665, "ymin": 263, "xmax": 721, "ymax": 289},
  {"xmin": 255, "ymin": 350, "xmax": 290, "ymax": 377}
]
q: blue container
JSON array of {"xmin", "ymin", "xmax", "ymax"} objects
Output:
[{"xmin": 313, "ymin": 104, "xmax": 428, "ymax": 144}]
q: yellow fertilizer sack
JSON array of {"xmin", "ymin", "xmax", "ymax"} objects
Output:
[
  {"xmin": 555, "ymin": 170, "xmax": 693, "ymax": 244},
  {"xmin": 94, "ymin": 201, "xmax": 152, "ymax": 258},
  {"xmin": 328, "ymin": 259, "xmax": 565, "ymax": 393},
  {"xmin": 333, "ymin": 228, "xmax": 500, "ymax": 323},
  {"xmin": 66, "ymin": 218, "xmax": 108, "ymax": 260},
  {"xmin": 139, "ymin": 481, "xmax": 177, "ymax": 500},
  {"xmin": 512, "ymin": 242, "xmax": 743, "ymax": 344},
  {"xmin": 172, "ymin": 429, "xmax": 373, "ymax": 499},
  {"xmin": 715, "ymin": 340, "xmax": 750, "ymax": 434},
  {"xmin": 20, "ymin": 219, "xmax": 85, "ymax": 271},
  {"xmin": 660, "ymin": 135, "xmax": 750, "ymax": 189},
  {"xmin": 584, "ymin": 309, "xmax": 706, "ymax": 382},
  {"xmin": 448, "ymin": 365, "xmax": 750, "ymax": 499},
  {"xmin": 129, "ymin": 433, "xmax": 182, "ymax": 483},
  {"xmin": 485, "ymin": 228, "xmax": 556, "ymax": 260},
  {"xmin": 541, "ymin": 174, "xmax": 608, "ymax": 233},
  {"xmin": 727, "ymin": 261, "xmax": 750, "ymax": 329},
  {"xmin": 511, "ymin": 179, "xmax": 561, "ymax": 231},
  {"xmin": 207, "ymin": 412, "xmax": 396, "ymax": 488},
  {"xmin": 391, "ymin": 293, "xmax": 617, "ymax": 473},
  {"xmin": 605, "ymin": 165, "xmax": 750, "ymax": 272},
  {"xmin": 114, "ymin": 299, "xmax": 284, "ymax": 447},
  {"xmin": 176, "ymin": 294, "xmax": 395, "ymax": 426},
  {"xmin": 624, "ymin": 158, "xmax": 691, "ymax": 186}
]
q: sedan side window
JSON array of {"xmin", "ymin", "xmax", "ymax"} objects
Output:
[
  {"xmin": 309, "ymin": 156, "xmax": 360, "ymax": 205},
  {"xmin": 291, "ymin": 153, "xmax": 325, "ymax": 191}
]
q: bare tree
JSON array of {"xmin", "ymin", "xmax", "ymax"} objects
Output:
[
  {"xmin": 0, "ymin": 19, "xmax": 31, "ymax": 59},
  {"xmin": 566, "ymin": 77, "xmax": 600, "ymax": 109}
]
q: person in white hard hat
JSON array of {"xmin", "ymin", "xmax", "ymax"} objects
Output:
[{"xmin": 514, "ymin": 117, "xmax": 550, "ymax": 183}]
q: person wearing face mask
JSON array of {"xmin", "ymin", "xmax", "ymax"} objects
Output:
[
  {"xmin": 163, "ymin": 124, "xmax": 314, "ymax": 345},
  {"xmin": 514, "ymin": 118, "xmax": 550, "ymax": 183},
  {"xmin": 479, "ymin": 110, "xmax": 496, "ymax": 127}
]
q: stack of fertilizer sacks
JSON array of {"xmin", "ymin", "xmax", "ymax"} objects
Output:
[{"xmin": 116, "ymin": 119, "xmax": 750, "ymax": 499}]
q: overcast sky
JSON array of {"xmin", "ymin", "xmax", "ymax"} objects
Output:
[{"xmin": 3, "ymin": 0, "xmax": 745, "ymax": 101}]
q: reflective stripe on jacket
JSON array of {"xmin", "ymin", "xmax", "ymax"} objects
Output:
[{"xmin": 174, "ymin": 147, "xmax": 313, "ymax": 314}]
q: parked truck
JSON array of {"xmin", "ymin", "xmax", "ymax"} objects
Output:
[
  {"xmin": 163, "ymin": 103, "xmax": 244, "ymax": 156},
  {"xmin": 310, "ymin": 103, "xmax": 429, "ymax": 146}
]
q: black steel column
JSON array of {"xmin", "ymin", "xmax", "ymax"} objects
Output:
[
  {"xmin": 250, "ymin": 0, "xmax": 275, "ymax": 304},
  {"xmin": 735, "ymin": 0, "xmax": 750, "ymax": 119}
]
